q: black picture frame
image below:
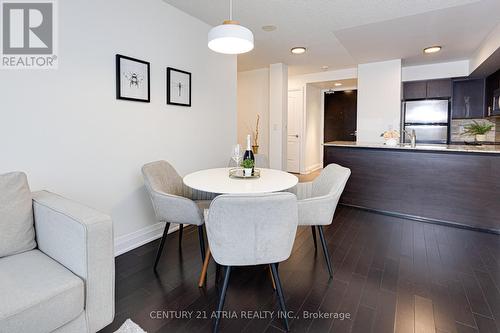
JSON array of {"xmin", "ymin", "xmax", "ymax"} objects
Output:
[
  {"xmin": 116, "ymin": 54, "xmax": 150, "ymax": 103},
  {"xmin": 167, "ymin": 67, "xmax": 191, "ymax": 107}
]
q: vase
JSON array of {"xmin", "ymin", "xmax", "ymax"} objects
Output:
[
  {"xmin": 252, "ymin": 145, "xmax": 259, "ymax": 154},
  {"xmin": 385, "ymin": 138, "xmax": 398, "ymax": 146},
  {"xmin": 244, "ymin": 168, "xmax": 252, "ymax": 176},
  {"xmin": 475, "ymin": 134, "xmax": 486, "ymax": 142}
]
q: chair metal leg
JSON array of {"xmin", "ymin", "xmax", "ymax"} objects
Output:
[
  {"xmin": 178, "ymin": 224, "xmax": 183, "ymax": 249},
  {"xmin": 268, "ymin": 265, "xmax": 276, "ymax": 290},
  {"xmin": 317, "ymin": 226, "xmax": 333, "ymax": 278},
  {"xmin": 215, "ymin": 263, "xmax": 221, "ymax": 284},
  {"xmin": 214, "ymin": 266, "xmax": 231, "ymax": 333},
  {"xmin": 270, "ymin": 263, "xmax": 290, "ymax": 332},
  {"xmin": 153, "ymin": 222, "xmax": 170, "ymax": 271},
  {"xmin": 311, "ymin": 226, "xmax": 318, "ymax": 250},
  {"xmin": 198, "ymin": 225, "xmax": 206, "ymax": 263}
]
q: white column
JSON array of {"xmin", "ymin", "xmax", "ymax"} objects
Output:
[
  {"xmin": 269, "ymin": 63, "xmax": 288, "ymax": 170},
  {"xmin": 357, "ymin": 59, "xmax": 402, "ymax": 142}
]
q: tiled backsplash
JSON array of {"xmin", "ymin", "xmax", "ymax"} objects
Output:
[
  {"xmin": 450, "ymin": 118, "xmax": 497, "ymax": 142},
  {"xmin": 497, "ymin": 118, "xmax": 500, "ymax": 142}
]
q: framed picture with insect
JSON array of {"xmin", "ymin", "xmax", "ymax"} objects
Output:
[
  {"xmin": 166, "ymin": 67, "xmax": 191, "ymax": 107},
  {"xmin": 116, "ymin": 54, "xmax": 150, "ymax": 102}
]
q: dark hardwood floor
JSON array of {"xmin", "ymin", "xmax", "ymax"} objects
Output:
[{"xmin": 100, "ymin": 206, "xmax": 500, "ymax": 333}]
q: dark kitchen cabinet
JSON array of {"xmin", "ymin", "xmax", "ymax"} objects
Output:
[
  {"xmin": 403, "ymin": 81, "xmax": 427, "ymax": 99},
  {"xmin": 485, "ymin": 69, "xmax": 500, "ymax": 116},
  {"xmin": 427, "ymin": 79, "xmax": 452, "ymax": 98},
  {"xmin": 403, "ymin": 79, "xmax": 452, "ymax": 100},
  {"xmin": 451, "ymin": 79, "xmax": 485, "ymax": 119}
]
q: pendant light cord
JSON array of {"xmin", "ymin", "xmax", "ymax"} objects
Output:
[{"xmin": 229, "ymin": 0, "xmax": 233, "ymax": 20}]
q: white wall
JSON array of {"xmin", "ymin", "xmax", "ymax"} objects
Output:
[
  {"xmin": 269, "ymin": 63, "xmax": 288, "ymax": 170},
  {"xmin": 470, "ymin": 22, "xmax": 500, "ymax": 73},
  {"xmin": 357, "ymin": 59, "xmax": 402, "ymax": 142},
  {"xmin": 402, "ymin": 60, "xmax": 470, "ymax": 82},
  {"xmin": 237, "ymin": 68, "xmax": 269, "ymax": 156},
  {"xmin": 0, "ymin": 0, "xmax": 237, "ymax": 250},
  {"xmin": 289, "ymin": 67, "xmax": 358, "ymax": 90},
  {"xmin": 304, "ymin": 84, "xmax": 322, "ymax": 173}
]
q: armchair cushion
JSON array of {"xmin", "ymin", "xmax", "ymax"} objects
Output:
[
  {"xmin": 0, "ymin": 250, "xmax": 84, "ymax": 333},
  {"xmin": 0, "ymin": 172, "xmax": 36, "ymax": 258}
]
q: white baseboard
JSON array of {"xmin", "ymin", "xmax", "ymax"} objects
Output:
[
  {"xmin": 114, "ymin": 222, "xmax": 179, "ymax": 257},
  {"xmin": 302, "ymin": 163, "xmax": 322, "ymax": 175}
]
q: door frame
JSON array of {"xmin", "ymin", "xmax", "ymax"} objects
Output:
[
  {"xmin": 287, "ymin": 88, "xmax": 305, "ymax": 174},
  {"xmin": 320, "ymin": 89, "xmax": 327, "ymax": 167}
]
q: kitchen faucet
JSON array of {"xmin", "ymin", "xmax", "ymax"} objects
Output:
[{"xmin": 404, "ymin": 129, "xmax": 417, "ymax": 148}]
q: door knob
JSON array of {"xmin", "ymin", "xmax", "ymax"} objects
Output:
[{"xmin": 295, "ymin": 134, "xmax": 299, "ymax": 138}]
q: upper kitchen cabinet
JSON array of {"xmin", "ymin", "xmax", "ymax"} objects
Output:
[
  {"xmin": 451, "ymin": 79, "xmax": 486, "ymax": 119},
  {"xmin": 403, "ymin": 81, "xmax": 427, "ymax": 99},
  {"xmin": 485, "ymin": 69, "xmax": 500, "ymax": 116},
  {"xmin": 427, "ymin": 79, "xmax": 453, "ymax": 98},
  {"xmin": 403, "ymin": 79, "xmax": 452, "ymax": 100}
]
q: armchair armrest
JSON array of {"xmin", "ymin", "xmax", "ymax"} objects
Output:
[
  {"xmin": 32, "ymin": 191, "xmax": 114, "ymax": 333},
  {"xmin": 150, "ymin": 189, "xmax": 204, "ymax": 225},
  {"xmin": 288, "ymin": 181, "xmax": 313, "ymax": 200},
  {"xmin": 297, "ymin": 195, "xmax": 338, "ymax": 226},
  {"xmin": 182, "ymin": 184, "xmax": 218, "ymax": 201}
]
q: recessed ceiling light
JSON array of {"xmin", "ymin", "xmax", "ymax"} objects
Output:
[
  {"xmin": 262, "ymin": 25, "xmax": 277, "ymax": 32},
  {"xmin": 291, "ymin": 47, "xmax": 306, "ymax": 55},
  {"xmin": 423, "ymin": 46, "xmax": 442, "ymax": 54},
  {"xmin": 334, "ymin": 82, "xmax": 342, "ymax": 86},
  {"xmin": 321, "ymin": 65, "xmax": 329, "ymax": 70}
]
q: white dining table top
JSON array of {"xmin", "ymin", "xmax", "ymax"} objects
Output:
[{"xmin": 183, "ymin": 168, "xmax": 298, "ymax": 194}]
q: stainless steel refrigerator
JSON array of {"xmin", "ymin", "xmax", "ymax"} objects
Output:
[{"xmin": 402, "ymin": 100, "xmax": 450, "ymax": 144}]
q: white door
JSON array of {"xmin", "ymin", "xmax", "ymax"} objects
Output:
[{"xmin": 287, "ymin": 90, "xmax": 302, "ymax": 173}]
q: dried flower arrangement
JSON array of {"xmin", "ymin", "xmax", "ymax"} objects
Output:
[
  {"xmin": 252, "ymin": 114, "xmax": 260, "ymax": 153},
  {"xmin": 253, "ymin": 114, "xmax": 260, "ymax": 146}
]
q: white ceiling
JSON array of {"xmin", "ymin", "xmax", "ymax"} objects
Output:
[{"xmin": 163, "ymin": 0, "xmax": 500, "ymax": 76}]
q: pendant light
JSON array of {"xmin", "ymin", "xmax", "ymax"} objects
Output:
[{"xmin": 208, "ymin": 0, "xmax": 254, "ymax": 54}]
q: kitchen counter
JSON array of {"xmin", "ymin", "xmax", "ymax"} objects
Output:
[
  {"xmin": 324, "ymin": 141, "xmax": 500, "ymax": 154},
  {"xmin": 324, "ymin": 143, "xmax": 500, "ymax": 233}
]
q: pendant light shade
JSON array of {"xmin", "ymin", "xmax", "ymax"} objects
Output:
[{"xmin": 208, "ymin": 0, "xmax": 254, "ymax": 54}]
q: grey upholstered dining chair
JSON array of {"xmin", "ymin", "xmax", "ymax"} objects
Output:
[
  {"xmin": 142, "ymin": 160, "xmax": 215, "ymax": 271},
  {"xmin": 227, "ymin": 153, "xmax": 269, "ymax": 168},
  {"xmin": 205, "ymin": 192, "xmax": 298, "ymax": 332},
  {"xmin": 291, "ymin": 163, "xmax": 351, "ymax": 277}
]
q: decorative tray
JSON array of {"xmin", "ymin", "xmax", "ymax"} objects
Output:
[{"xmin": 228, "ymin": 168, "xmax": 261, "ymax": 179}]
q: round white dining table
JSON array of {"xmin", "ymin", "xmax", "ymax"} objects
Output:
[
  {"xmin": 183, "ymin": 167, "xmax": 298, "ymax": 194},
  {"xmin": 184, "ymin": 167, "xmax": 299, "ymax": 288}
]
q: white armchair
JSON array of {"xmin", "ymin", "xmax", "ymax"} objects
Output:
[
  {"xmin": 142, "ymin": 160, "xmax": 215, "ymax": 272},
  {"xmin": 290, "ymin": 163, "xmax": 351, "ymax": 277},
  {"xmin": 205, "ymin": 192, "xmax": 298, "ymax": 332}
]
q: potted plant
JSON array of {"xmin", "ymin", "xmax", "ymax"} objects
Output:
[
  {"xmin": 463, "ymin": 121, "xmax": 494, "ymax": 142},
  {"xmin": 380, "ymin": 130, "xmax": 400, "ymax": 146},
  {"xmin": 252, "ymin": 114, "xmax": 260, "ymax": 154},
  {"xmin": 241, "ymin": 158, "xmax": 254, "ymax": 176}
]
